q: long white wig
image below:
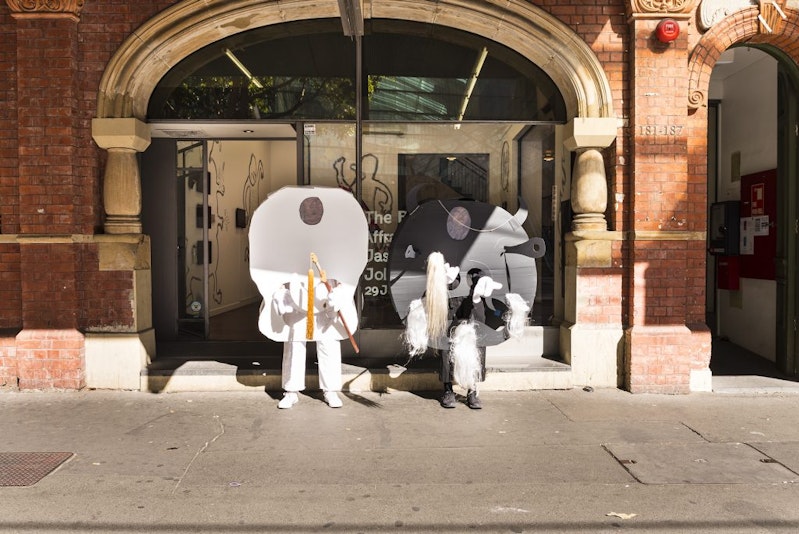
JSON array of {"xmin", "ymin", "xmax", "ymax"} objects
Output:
[
  {"xmin": 503, "ymin": 293, "xmax": 530, "ymax": 339},
  {"xmin": 404, "ymin": 298, "xmax": 429, "ymax": 356},
  {"xmin": 450, "ymin": 321, "xmax": 481, "ymax": 391},
  {"xmin": 425, "ymin": 252, "xmax": 450, "ymax": 342}
]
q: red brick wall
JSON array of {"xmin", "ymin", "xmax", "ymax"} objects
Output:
[
  {"xmin": 686, "ymin": 105, "xmax": 709, "ymax": 326},
  {"xmin": 16, "ymin": 17, "xmax": 80, "ymax": 235},
  {"xmin": 626, "ymin": 326, "xmax": 711, "ymax": 394},
  {"xmin": 0, "ymin": 332, "xmax": 18, "ymax": 389},
  {"xmin": 78, "ymin": 243, "xmax": 135, "ymax": 329},
  {"xmin": 20, "ymin": 243, "xmax": 78, "ymax": 329},
  {"xmin": 623, "ymin": 15, "xmax": 699, "ymax": 391},
  {"xmin": 15, "ymin": 329, "xmax": 84, "ymax": 390},
  {"xmin": 629, "ymin": 18, "xmax": 690, "ymax": 233},
  {"xmin": 0, "ymin": 243, "xmax": 21, "ymax": 329},
  {"xmin": 0, "ymin": 7, "xmax": 19, "ymax": 236},
  {"xmin": 574, "ymin": 269, "xmax": 623, "ymax": 325},
  {"xmin": 630, "ymin": 240, "xmax": 692, "ymax": 326}
]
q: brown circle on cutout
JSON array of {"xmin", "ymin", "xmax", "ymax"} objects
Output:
[
  {"xmin": 446, "ymin": 206, "xmax": 471, "ymax": 240},
  {"xmin": 299, "ymin": 197, "xmax": 324, "ymax": 225}
]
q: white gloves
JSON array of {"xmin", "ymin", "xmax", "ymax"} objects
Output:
[
  {"xmin": 325, "ymin": 284, "xmax": 349, "ymax": 313},
  {"xmin": 273, "ymin": 278, "xmax": 349, "ymax": 316},
  {"xmin": 445, "ymin": 263, "xmax": 460, "ymax": 284},
  {"xmin": 272, "ymin": 273, "xmax": 303, "ymax": 315},
  {"xmin": 472, "ymin": 276, "xmax": 502, "ymax": 303},
  {"xmin": 273, "ymin": 287, "xmax": 298, "ymax": 315}
]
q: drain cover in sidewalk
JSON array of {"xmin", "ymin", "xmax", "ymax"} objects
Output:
[
  {"xmin": 605, "ymin": 442, "xmax": 799, "ymax": 484},
  {"xmin": 0, "ymin": 452, "xmax": 73, "ymax": 487}
]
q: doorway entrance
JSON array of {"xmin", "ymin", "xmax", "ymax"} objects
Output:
[{"xmin": 706, "ymin": 45, "xmax": 799, "ymax": 387}]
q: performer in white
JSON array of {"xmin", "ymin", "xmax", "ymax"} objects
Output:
[{"xmin": 249, "ymin": 187, "xmax": 369, "ymax": 409}]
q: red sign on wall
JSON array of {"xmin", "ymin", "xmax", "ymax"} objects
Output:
[
  {"xmin": 740, "ymin": 170, "xmax": 776, "ymax": 280},
  {"xmin": 750, "ymin": 183, "xmax": 765, "ymax": 216}
]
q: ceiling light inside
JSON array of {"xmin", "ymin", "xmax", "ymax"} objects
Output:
[{"xmin": 223, "ymin": 48, "xmax": 263, "ymax": 88}]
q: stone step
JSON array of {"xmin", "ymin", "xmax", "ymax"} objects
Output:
[
  {"xmin": 141, "ymin": 355, "xmax": 572, "ymax": 393},
  {"xmin": 142, "ymin": 326, "xmax": 571, "ymax": 393}
]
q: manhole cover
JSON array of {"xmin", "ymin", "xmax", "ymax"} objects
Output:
[{"xmin": 0, "ymin": 452, "xmax": 73, "ymax": 487}]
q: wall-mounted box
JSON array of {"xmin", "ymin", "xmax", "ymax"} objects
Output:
[
  {"xmin": 196, "ymin": 240, "xmax": 212, "ymax": 265},
  {"xmin": 235, "ymin": 208, "xmax": 247, "ymax": 228},
  {"xmin": 709, "ymin": 200, "xmax": 739, "ymax": 255}
]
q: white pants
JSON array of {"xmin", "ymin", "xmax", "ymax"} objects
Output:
[{"xmin": 282, "ymin": 340, "xmax": 342, "ymax": 393}]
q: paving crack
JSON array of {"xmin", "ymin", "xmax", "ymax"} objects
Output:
[{"xmin": 171, "ymin": 414, "xmax": 225, "ymax": 494}]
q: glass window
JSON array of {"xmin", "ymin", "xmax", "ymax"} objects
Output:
[
  {"xmin": 148, "ymin": 19, "xmax": 565, "ymax": 122},
  {"xmin": 343, "ymin": 122, "xmax": 555, "ymax": 329},
  {"xmin": 149, "ymin": 20, "xmax": 356, "ymax": 120},
  {"xmin": 148, "ymin": 18, "xmax": 563, "ymax": 336}
]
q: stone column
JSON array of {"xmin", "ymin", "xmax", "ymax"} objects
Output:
[
  {"xmin": 571, "ymin": 149, "xmax": 608, "ymax": 231},
  {"xmin": 565, "ymin": 118, "xmax": 617, "ymax": 232},
  {"xmin": 559, "ymin": 117, "xmax": 622, "ymax": 388},
  {"xmin": 625, "ymin": 0, "xmax": 711, "ymax": 393},
  {"xmin": 89, "ymin": 118, "xmax": 153, "ymax": 389},
  {"xmin": 91, "ymin": 118, "xmax": 151, "ymax": 234}
]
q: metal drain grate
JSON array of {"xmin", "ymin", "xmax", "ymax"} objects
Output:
[{"xmin": 0, "ymin": 452, "xmax": 73, "ymax": 487}]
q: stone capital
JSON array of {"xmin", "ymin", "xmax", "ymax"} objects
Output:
[
  {"xmin": 6, "ymin": 0, "xmax": 84, "ymax": 20},
  {"xmin": 564, "ymin": 117, "xmax": 618, "ymax": 151},
  {"xmin": 92, "ymin": 118, "xmax": 151, "ymax": 153}
]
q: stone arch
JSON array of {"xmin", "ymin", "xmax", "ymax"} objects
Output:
[
  {"xmin": 688, "ymin": 6, "xmax": 799, "ymax": 109},
  {"xmin": 96, "ymin": 0, "xmax": 614, "ymax": 120}
]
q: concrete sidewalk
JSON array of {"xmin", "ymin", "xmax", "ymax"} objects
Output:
[{"xmin": 2, "ymin": 388, "xmax": 799, "ymax": 533}]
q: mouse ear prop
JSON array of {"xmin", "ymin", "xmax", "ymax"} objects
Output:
[
  {"xmin": 504, "ymin": 237, "xmax": 546, "ymax": 259},
  {"xmin": 513, "ymin": 197, "xmax": 529, "ymax": 226}
]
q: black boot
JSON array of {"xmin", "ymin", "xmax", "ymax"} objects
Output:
[
  {"xmin": 440, "ymin": 382, "xmax": 456, "ymax": 408},
  {"xmin": 466, "ymin": 389, "xmax": 482, "ymax": 409}
]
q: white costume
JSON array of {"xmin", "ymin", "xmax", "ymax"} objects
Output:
[{"xmin": 249, "ymin": 187, "xmax": 369, "ymax": 408}]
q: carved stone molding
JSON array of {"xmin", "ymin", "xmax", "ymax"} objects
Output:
[
  {"xmin": 629, "ymin": 0, "xmax": 696, "ymax": 19},
  {"xmin": 698, "ymin": 0, "xmax": 754, "ymax": 30},
  {"xmin": 688, "ymin": 88, "xmax": 706, "ymax": 110},
  {"xmin": 699, "ymin": 0, "xmax": 798, "ymax": 31},
  {"xmin": 5, "ymin": 0, "xmax": 84, "ymax": 20}
]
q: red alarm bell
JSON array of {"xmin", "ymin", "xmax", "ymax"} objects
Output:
[{"xmin": 655, "ymin": 18, "xmax": 680, "ymax": 43}]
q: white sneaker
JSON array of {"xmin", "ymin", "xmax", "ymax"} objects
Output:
[
  {"xmin": 323, "ymin": 391, "xmax": 343, "ymax": 408},
  {"xmin": 278, "ymin": 392, "xmax": 299, "ymax": 409}
]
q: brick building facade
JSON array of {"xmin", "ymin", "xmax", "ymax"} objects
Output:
[{"xmin": 1, "ymin": 0, "xmax": 797, "ymax": 393}]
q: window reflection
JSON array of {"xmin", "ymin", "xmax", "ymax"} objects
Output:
[
  {"xmin": 148, "ymin": 19, "xmax": 565, "ymax": 122},
  {"xmin": 301, "ymin": 122, "xmax": 556, "ymax": 329}
]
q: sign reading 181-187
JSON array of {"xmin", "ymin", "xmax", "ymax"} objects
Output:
[{"xmin": 639, "ymin": 124, "xmax": 684, "ymax": 137}]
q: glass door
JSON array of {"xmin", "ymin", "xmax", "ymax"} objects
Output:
[
  {"xmin": 777, "ymin": 63, "xmax": 799, "ymax": 376},
  {"xmin": 176, "ymin": 140, "xmax": 209, "ymax": 338}
]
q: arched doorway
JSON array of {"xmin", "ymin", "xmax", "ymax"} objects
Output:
[
  {"xmin": 701, "ymin": 39, "xmax": 799, "ymax": 389},
  {"xmin": 141, "ymin": 18, "xmax": 566, "ymax": 359}
]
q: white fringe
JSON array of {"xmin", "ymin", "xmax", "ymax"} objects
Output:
[
  {"xmin": 425, "ymin": 252, "xmax": 450, "ymax": 341},
  {"xmin": 504, "ymin": 293, "xmax": 530, "ymax": 339},
  {"xmin": 404, "ymin": 298, "xmax": 429, "ymax": 356},
  {"xmin": 450, "ymin": 322, "xmax": 481, "ymax": 390}
]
